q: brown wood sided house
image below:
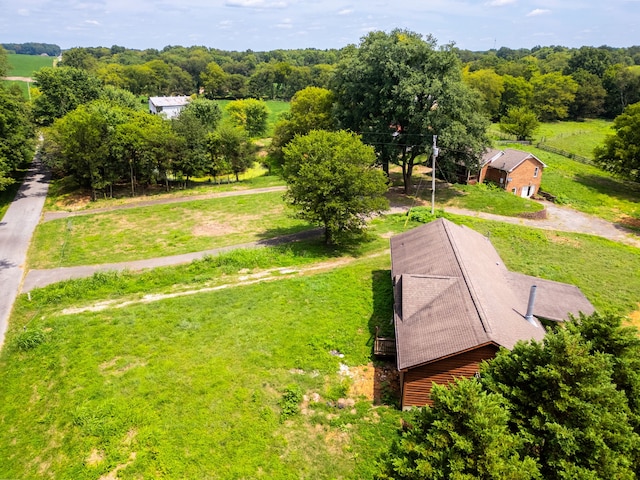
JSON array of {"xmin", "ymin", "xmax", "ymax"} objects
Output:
[
  {"xmin": 478, "ymin": 148, "xmax": 546, "ymax": 198},
  {"xmin": 390, "ymin": 218, "xmax": 594, "ymax": 409}
]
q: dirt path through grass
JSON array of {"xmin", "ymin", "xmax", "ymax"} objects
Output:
[{"xmin": 59, "ymin": 253, "xmax": 386, "ymax": 315}]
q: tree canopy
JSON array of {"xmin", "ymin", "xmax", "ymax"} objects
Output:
[
  {"xmin": 0, "ymin": 84, "xmax": 35, "ymax": 190},
  {"xmin": 378, "ymin": 312, "xmax": 640, "ymax": 479},
  {"xmin": 332, "ymin": 29, "xmax": 489, "ymax": 193},
  {"xmin": 283, "ymin": 130, "xmax": 388, "ymax": 245},
  {"xmin": 594, "ymin": 101, "xmax": 640, "ymax": 181}
]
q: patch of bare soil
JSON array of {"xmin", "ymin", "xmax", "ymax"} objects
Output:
[
  {"xmin": 86, "ymin": 448, "xmax": 105, "ymax": 466},
  {"xmin": 548, "ymin": 233, "xmax": 581, "ymax": 248},
  {"xmin": 98, "ymin": 452, "xmax": 137, "ymax": 480},
  {"xmin": 626, "ymin": 304, "xmax": 640, "ymax": 330},
  {"xmin": 619, "ymin": 215, "xmax": 640, "ymax": 229},
  {"xmin": 349, "ymin": 362, "xmax": 400, "ymax": 405},
  {"xmin": 192, "ymin": 221, "xmax": 239, "ymax": 237}
]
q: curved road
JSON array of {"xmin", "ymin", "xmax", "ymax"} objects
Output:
[{"xmin": 0, "ymin": 158, "xmax": 49, "ymax": 346}]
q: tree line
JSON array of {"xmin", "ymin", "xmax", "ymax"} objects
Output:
[{"xmin": 1, "ymin": 42, "xmax": 61, "ymax": 57}]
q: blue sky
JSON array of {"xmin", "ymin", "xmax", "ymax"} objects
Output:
[{"xmin": 1, "ymin": 0, "xmax": 639, "ymax": 52}]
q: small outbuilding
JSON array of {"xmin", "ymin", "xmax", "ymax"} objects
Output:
[
  {"xmin": 149, "ymin": 96, "xmax": 191, "ymax": 119},
  {"xmin": 390, "ymin": 218, "xmax": 594, "ymax": 409},
  {"xmin": 479, "ymin": 148, "xmax": 546, "ymax": 198}
]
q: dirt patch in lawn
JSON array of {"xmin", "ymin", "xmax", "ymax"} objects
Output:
[
  {"xmin": 349, "ymin": 362, "xmax": 400, "ymax": 405},
  {"xmin": 626, "ymin": 304, "xmax": 640, "ymax": 330},
  {"xmin": 192, "ymin": 221, "xmax": 240, "ymax": 236}
]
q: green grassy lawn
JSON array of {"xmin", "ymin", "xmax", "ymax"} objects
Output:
[
  {"xmin": 44, "ymin": 165, "xmax": 285, "ymax": 212},
  {"xmin": 29, "ymin": 191, "xmax": 309, "ymax": 269},
  {"xmin": 2, "ymin": 213, "xmax": 640, "ymax": 478},
  {"xmin": 536, "ymin": 119, "xmax": 613, "ymax": 159},
  {"xmin": 6, "ymin": 53, "xmax": 54, "ymax": 77},
  {"xmin": 1, "ymin": 254, "xmax": 401, "ymax": 480}
]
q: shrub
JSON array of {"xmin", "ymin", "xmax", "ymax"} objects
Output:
[
  {"xmin": 279, "ymin": 384, "xmax": 303, "ymax": 420},
  {"xmin": 14, "ymin": 328, "xmax": 46, "ymax": 351}
]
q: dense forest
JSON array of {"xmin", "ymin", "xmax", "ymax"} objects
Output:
[
  {"xmin": 1, "ymin": 42, "xmax": 61, "ymax": 56},
  {"xmin": 53, "ymin": 43, "xmax": 640, "ymax": 120}
]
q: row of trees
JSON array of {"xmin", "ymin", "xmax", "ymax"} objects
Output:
[
  {"xmin": 1, "ymin": 42, "xmax": 61, "ymax": 56},
  {"xmin": 60, "ymin": 45, "xmax": 340, "ymax": 100},
  {"xmin": 377, "ymin": 312, "xmax": 640, "ymax": 479},
  {"xmin": 0, "ymin": 47, "xmax": 36, "ymax": 190},
  {"xmin": 40, "ymin": 91, "xmax": 262, "ymax": 199}
]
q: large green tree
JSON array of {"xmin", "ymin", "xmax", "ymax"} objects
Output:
[
  {"xmin": 482, "ymin": 327, "xmax": 639, "ymax": 479},
  {"xmin": 332, "ymin": 29, "xmax": 489, "ymax": 193},
  {"xmin": 594, "ymin": 102, "xmax": 640, "ymax": 181},
  {"xmin": 270, "ymin": 86, "xmax": 335, "ymax": 165},
  {"xmin": 499, "ymin": 107, "xmax": 540, "ymax": 141},
  {"xmin": 377, "ymin": 379, "xmax": 540, "ymax": 480},
  {"xmin": 32, "ymin": 67, "xmax": 103, "ymax": 126},
  {"xmin": 225, "ymin": 98, "xmax": 269, "ymax": 138},
  {"xmin": 283, "ymin": 130, "xmax": 388, "ymax": 245},
  {"xmin": 0, "ymin": 84, "xmax": 35, "ymax": 190},
  {"xmin": 530, "ymin": 72, "xmax": 578, "ymax": 121}
]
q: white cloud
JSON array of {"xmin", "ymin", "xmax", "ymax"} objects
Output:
[
  {"xmin": 486, "ymin": 0, "xmax": 516, "ymax": 6},
  {"xmin": 225, "ymin": 0, "xmax": 288, "ymax": 8},
  {"xmin": 17, "ymin": 8, "xmax": 30, "ymax": 16},
  {"xmin": 338, "ymin": 8, "xmax": 353, "ymax": 15},
  {"xmin": 527, "ymin": 8, "xmax": 551, "ymax": 16},
  {"xmin": 276, "ymin": 18, "xmax": 293, "ymax": 28},
  {"xmin": 85, "ymin": 20, "xmax": 100, "ymax": 25}
]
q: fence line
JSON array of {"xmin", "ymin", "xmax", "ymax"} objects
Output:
[{"xmin": 535, "ymin": 143, "xmax": 593, "ymax": 165}]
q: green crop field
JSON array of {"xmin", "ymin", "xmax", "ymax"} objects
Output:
[{"xmin": 6, "ymin": 53, "xmax": 54, "ymax": 77}]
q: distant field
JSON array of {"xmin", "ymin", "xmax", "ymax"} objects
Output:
[
  {"xmin": 0, "ymin": 80, "xmax": 29, "ymax": 98},
  {"xmin": 536, "ymin": 119, "xmax": 613, "ymax": 159},
  {"xmin": 6, "ymin": 53, "xmax": 53, "ymax": 77},
  {"xmin": 217, "ymin": 99, "xmax": 290, "ymax": 137}
]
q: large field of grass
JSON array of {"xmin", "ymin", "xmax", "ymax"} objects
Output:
[
  {"xmin": 29, "ymin": 190, "xmax": 309, "ymax": 269},
  {"xmin": 6, "ymin": 53, "xmax": 54, "ymax": 77},
  {"xmin": 2, "ymin": 211, "xmax": 640, "ymax": 478},
  {"xmin": 536, "ymin": 119, "xmax": 614, "ymax": 159}
]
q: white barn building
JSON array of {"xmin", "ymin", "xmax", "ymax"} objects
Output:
[{"xmin": 149, "ymin": 96, "xmax": 191, "ymax": 119}]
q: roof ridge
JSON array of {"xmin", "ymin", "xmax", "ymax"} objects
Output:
[{"xmin": 442, "ymin": 220, "xmax": 493, "ymax": 334}]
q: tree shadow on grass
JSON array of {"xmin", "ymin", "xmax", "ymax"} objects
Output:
[
  {"xmin": 367, "ymin": 269, "xmax": 400, "ymax": 406},
  {"xmin": 574, "ymin": 173, "xmax": 640, "ymax": 203}
]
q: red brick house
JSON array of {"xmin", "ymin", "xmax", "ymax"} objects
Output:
[
  {"xmin": 478, "ymin": 148, "xmax": 546, "ymax": 198},
  {"xmin": 390, "ymin": 218, "xmax": 594, "ymax": 409}
]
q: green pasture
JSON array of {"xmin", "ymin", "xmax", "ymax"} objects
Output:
[
  {"xmin": 29, "ymin": 190, "xmax": 310, "ymax": 269},
  {"xmin": 2, "ymin": 212, "xmax": 640, "ymax": 478},
  {"xmin": 6, "ymin": 53, "xmax": 54, "ymax": 77},
  {"xmin": 536, "ymin": 119, "xmax": 613, "ymax": 159},
  {"xmin": 0, "ymin": 80, "xmax": 30, "ymax": 98},
  {"xmin": 217, "ymin": 99, "xmax": 290, "ymax": 137}
]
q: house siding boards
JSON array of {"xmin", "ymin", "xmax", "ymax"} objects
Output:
[{"xmin": 401, "ymin": 344, "xmax": 499, "ymax": 408}]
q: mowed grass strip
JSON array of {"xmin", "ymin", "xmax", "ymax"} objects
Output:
[
  {"xmin": 28, "ymin": 191, "xmax": 311, "ymax": 268},
  {"xmin": 0, "ymin": 255, "xmax": 400, "ymax": 480}
]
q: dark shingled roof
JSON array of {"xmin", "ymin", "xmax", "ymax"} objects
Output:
[
  {"xmin": 481, "ymin": 148, "xmax": 547, "ymax": 172},
  {"xmin": 390, "ymin": 219, "xmax": 594, "ymax": 370}
]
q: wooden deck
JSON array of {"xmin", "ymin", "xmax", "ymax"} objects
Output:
[{"xmin": 374, "ymin": 326, "xmax": 396, "ymax": 357}]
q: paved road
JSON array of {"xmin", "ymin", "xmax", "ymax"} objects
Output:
[{"xmin": 0, "ymin": 158, "xmax": 49, "ymax": 346}]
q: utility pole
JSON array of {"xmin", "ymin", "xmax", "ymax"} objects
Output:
[{"xmin": 431, "ymin": 135, "xmax": 439, "ymax": 215}]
